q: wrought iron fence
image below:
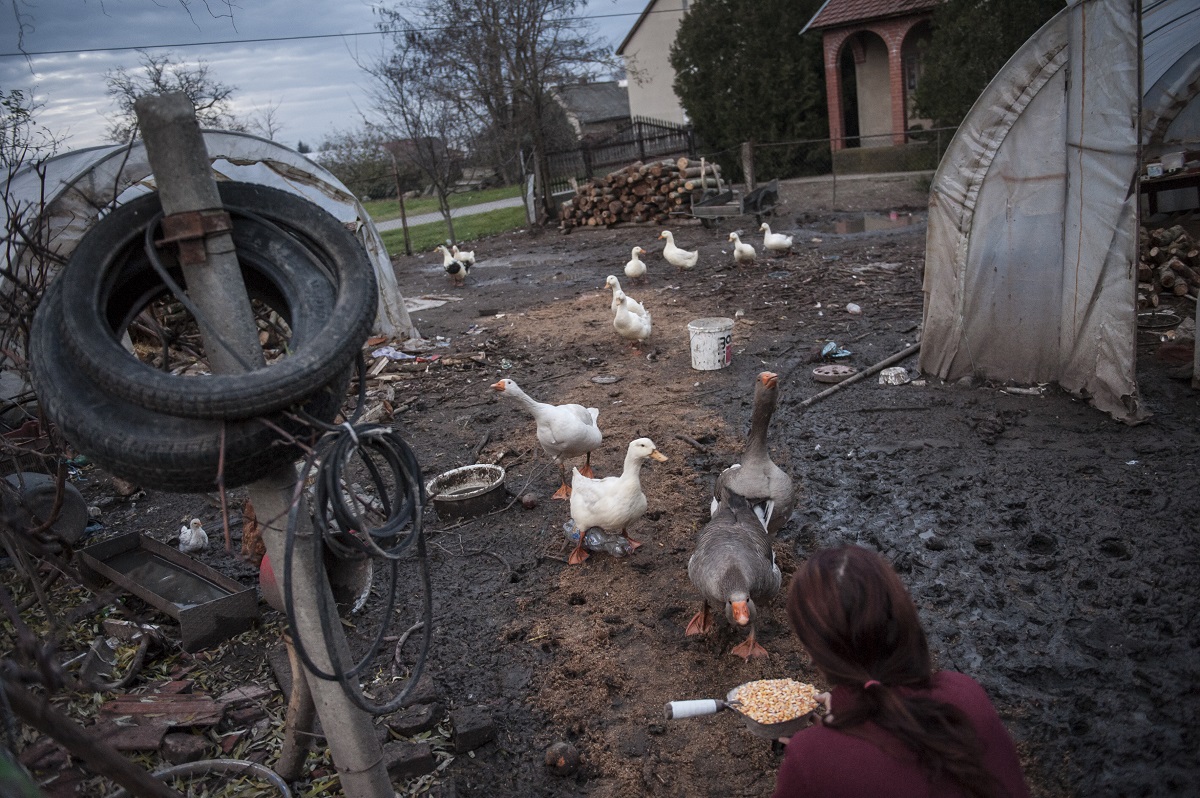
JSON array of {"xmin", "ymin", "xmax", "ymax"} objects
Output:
[{"xmin": 544, "ymin": 116, "xmax": 695, "ymax": 195}]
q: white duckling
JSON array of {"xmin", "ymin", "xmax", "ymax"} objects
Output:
[
  {"xmin": 759, "ymin": 222, "xmax": 793, "ymax": 254},
  {"xmin": 624, "ymin": 246, "xmax": 647, "ymax": 282},
  {"xmin": 450, "ymin": 244, "xmax": 475, "ymax": 267},
  {"xmin": 178, "ymin": 518, "xmax": 208, "ymax": 554},
  {"xmin": 613, "ymin": 292, "xmax": 652, "ymax": 349},
  {"xmin": 567, "ymin": 437, "xmax": 668, "ymax": 564},
  {"xmin": 605, "ymin": 275, "xmax": 646, "ymax": 316},
  {"xmin": 436, "ymin": 245, "xmax": 469, "ymax": 287},
  {"xmin": 728, "ymin": 232, "xmax": 756, "ymax": 265},
  {"xmin": 687, "ymin": 484, "xmax": 781, "ymax": 659},
  {"xmin": 490, "ymin": 378, "xmax": 602, "ymax": 500},
  {"xmin": 658, "ymin": 230, "xmax": 699, "ymax": 270}
]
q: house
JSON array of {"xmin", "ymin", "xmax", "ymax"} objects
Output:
[
  {"xmin": 552, "ymin": 81, "xmax": 632, "ymax": 142},
  {"xmin": 615, "ymin": 0, "xmax": 689, "ymax": 125},
  {"xmin": 802, "ymin": 0, "xmax": 939, "ymax": 151}
]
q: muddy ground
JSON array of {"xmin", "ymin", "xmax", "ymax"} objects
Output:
[{"xmin": 12, "ymin": 174, "xmax": 1200, "ymax": 797}]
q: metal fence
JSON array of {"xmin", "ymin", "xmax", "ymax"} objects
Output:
[{"xmin": 544, "ymin": 116, "xmax": 695, "ymax": 195}]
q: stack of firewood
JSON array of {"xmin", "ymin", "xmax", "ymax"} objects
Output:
[
  {"xmin": 1139, "ymin": 224, "xmax": 1200, "ymax": 309},
  {"xmin": 558, "ymin": 158, "xmax": 722, "ymax": 229}
]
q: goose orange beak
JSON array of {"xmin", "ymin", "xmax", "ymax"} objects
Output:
[
  {"xmin": 490, "ymin": 381, "xmax": 505, "ymax": 391},
  {"xmin": 650, "ymin": 450, "xmax": 668, "ymax": 462},
  {"xmin": 760, "ymin": 372, "xmax": 778, "ymax": 388},
  {"xmin": 731, "ymin": 600, "xmax": 751, "ymax": 626}
]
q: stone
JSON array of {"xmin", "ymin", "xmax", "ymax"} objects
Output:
[
  {"xmin": 160, "ymin": 733, "xmax": 208, "ymax": 764},
  {"xmin": 544, "ymin": 741, "xmax": 580, "ymax": 776},
  {"xmin": 383, "ymin": 740, "xmax": 437, "ymax": 779},
  {"xmin": 449, "ymin": 706, "xmax": 495, "ymax": 753},
  {"xmin": 399, "ymin": 673, "xmax": 440, "ymax": 708},
  {"xmin": 387, "ymin": 702, "xmax": 442, "ymax": 736}
]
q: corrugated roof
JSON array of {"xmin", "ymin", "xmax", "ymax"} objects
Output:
[
  {"xmin": 555, "ymin": 82, "xmax": 631, "ymax": 124},
  {"xmin": 803, "ymin": 0, "xmax": 942, "ymax": 33}
]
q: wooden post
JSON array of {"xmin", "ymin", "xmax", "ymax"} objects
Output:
[
  {"xmin": 741, "ymin": 141, "xmax": 756, "ymax": 192},
  {"xmin": 135, "ymin": 93, "xmax": 394, "ymax": 798},
  {"xmin": 388, "ymin": 151, "xmax": 413, "ymax": 256}
]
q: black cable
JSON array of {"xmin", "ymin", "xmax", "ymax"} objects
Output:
[{"xmin": 279, "ymin": 356, "xmax": 433, "ymax": 714}]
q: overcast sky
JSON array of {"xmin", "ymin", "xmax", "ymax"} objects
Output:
[{"xmin": 1, "ymin": 0, "xmax": 649, "ymax": 153}]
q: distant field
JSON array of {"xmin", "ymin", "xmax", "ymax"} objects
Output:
[
  {"xmin": 362, "ymin": 185, "xmax": 523, "ymax": 223},
  {"xmin": 379, "ymin": 205, "xmax": 528, "ymax": 256}
]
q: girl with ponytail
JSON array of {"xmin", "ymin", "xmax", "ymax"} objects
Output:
[{"xmin": 772, "ymin": 545, "xmax": 1029, "ymax": 798}]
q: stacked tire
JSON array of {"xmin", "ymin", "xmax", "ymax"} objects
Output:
[{"xmin": 29, "ymin": 182, "xmax": 378, "ymax": 492}]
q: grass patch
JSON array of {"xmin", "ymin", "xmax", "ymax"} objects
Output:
[
  {"xmin": 363, "ymin": 184, "xmax": 522, "ymax": 223},
  {"xmin": 380, "ymin": 205, "xmax": 528, "ymax": 256}
]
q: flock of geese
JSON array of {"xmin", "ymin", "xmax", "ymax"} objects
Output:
[
  {"xmin": 603, "ymin": 224, "xmax": 795, "ymax": 350},
  {"xmin": 486, "ymin": 219, "xmax": 798, "ymax": 658}
]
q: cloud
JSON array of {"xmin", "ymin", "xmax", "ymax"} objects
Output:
[{"xmin": 2, "ymin": 0, "xmax": 646, "ymax": 153}]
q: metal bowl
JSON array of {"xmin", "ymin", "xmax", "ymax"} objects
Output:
[
  {"xmin": 726, "ymin": 684, "xmax": 820, "ymax": 740},
  {"xmin": 425, "ymin": 464, "xmax": 507, "ymax": 521}
]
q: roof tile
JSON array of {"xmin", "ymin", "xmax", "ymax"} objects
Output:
[{"xmin": 807, "ymin": 0, "xmax": 941, "ymax": 31}]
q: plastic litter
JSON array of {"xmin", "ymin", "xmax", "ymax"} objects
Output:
[{"xmin": 563, "ymin": 520, "xmax": 633, "ymax": 558}]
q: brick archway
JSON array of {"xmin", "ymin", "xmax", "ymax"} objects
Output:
[{"xmin": 821, "ymin": 13, "xmax": 934, "ymax": 151}]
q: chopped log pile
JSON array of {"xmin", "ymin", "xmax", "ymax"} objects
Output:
[
  {"xmin": 558, "ymin": 158, "xmax": 722, "ymax": 230},
  {"xmin": 1139, "ymin": 224, "xmax": 1200, "ymax": 309}
]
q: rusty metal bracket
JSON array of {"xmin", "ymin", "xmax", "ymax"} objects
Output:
[{"xmin": 156, "ymin": 208, "xmax": 233, "ymax": 266}]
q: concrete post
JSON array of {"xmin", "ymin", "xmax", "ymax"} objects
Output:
[{"xmin": 133, "ymin": 93, "xmax": 393, "ymax": 798}]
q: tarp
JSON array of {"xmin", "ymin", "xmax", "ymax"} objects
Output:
[
  {"xmin": 2, "ymin": 131, "xmax": 420, "ymax": 352},
  {"xmin": 919, "ymin": 0, "xmax": 1200, "ymax": 422}
]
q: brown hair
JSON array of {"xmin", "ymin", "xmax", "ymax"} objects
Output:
[{"xmin": 786, "ymin": 546, "xmax": 1002, "ymax": 798}]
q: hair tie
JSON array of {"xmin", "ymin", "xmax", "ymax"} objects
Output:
[{"xmin": 863, "ymin": 679, "xmax": 881, "ymax": 689}]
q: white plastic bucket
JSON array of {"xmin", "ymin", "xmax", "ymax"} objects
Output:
[{"xmin": 687, "ymin": 317, "xmax": 734, "ymax": 370}]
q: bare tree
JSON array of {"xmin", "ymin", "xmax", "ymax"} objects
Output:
[
  {"xmin": 103, "ymin": 50, "xmax": 245, "ymax": 143},
  {"xmin": 371, "ymin": 0, "xmax": 613, "ymax": 221},
  {"xmin": 247, "ymin": 99, "xmax": 285, "ymax": 142},
  {"xmin": 362, "ymin": 32, "xmax": 470, "ymax": 242}
]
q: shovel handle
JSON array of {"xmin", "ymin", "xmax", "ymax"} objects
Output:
[{"xmin": 664, "ymin": 699, "xmax": 726, "ymax": 720}]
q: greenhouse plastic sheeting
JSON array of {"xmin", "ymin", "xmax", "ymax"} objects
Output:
[
  {"xmin": 920, "ymin": 0, "xmax": 1200, "ymax": 422},
  {"xmin": 2, "ymin": 130, "xmax": 420, "ymax": 345}
]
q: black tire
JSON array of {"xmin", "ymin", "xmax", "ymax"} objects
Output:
[
  {"xmin": 31, "ymin": 280, "xmax": 349, "ymax": 492},
  {"xmin": 58, "ymin": 182, "xmax": 377, "ymax": 420}
]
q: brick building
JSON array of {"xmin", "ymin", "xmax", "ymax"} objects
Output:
[{"xmin": 803, "ymin": 0, "xmax": 940, "ymax": 151}]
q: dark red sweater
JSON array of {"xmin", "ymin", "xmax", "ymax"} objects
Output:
[{"xmin": 771, "ymin": 671, "xmax": 1030, "ymax": 798}]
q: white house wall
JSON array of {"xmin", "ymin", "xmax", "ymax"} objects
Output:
[{"xmin": 620, "ymin": 0, "xmax": 688, "ymax": 124}]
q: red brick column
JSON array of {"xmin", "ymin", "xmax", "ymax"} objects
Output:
[{"xmin": 822, "ymin": 30, "xmax": 849, "ymax": 152}]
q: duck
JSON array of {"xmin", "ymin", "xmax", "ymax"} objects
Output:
[
  {"xmin": 178, "ymin": 518, "xmax": 208, "ymax": 554},
  {"xmin": 605, "ymin": 275, "xmax": 645, "ymax": 316},
  {"xmin": 613, "ymin": 292, "xmax": 652, "ymax": 348},
  {"xmin": 451, "ymin": 244, "xmax": 475, "ymax": 267},
  {"xmin": 712, "ymin": 371, "xmax": 795, "ymax": 536},
  {"xmin": 624, "ymin": 246, "xmax": 647, "ymax": 282},
  {"xmin": 759, "ymin": 222, "xmax": 793, "ymax": 254},
  {"xmin": 490, "ymin": 378, "xmax": 602, "ymax": 500},
  {"xmin": 728, "ymin": 232, "xmax": 756, "ymax": 265},
  {"xmin": 686, "ymin": 484, "xmax": 782, "ymax": 659},
  {"xmin": 658, "ymin": 230, "xmax": 699, "ymax": 269},
  {"xmin": 437, "ymin": 245, "xmax": 469, "ymax": 287},
  {"xmin": 567, "ymin": 437, "xmax": 667, "ymax": 565}
]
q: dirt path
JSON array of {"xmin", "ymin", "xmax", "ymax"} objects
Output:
[{"xmin": 26, "ymin": 174, "xmax": 1200, "ymax": 797}]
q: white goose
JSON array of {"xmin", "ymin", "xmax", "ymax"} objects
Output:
[
  {"xmin": 728, "ymin": 232, "xmax": 756, "ymax": 265},
  {"xmin": 450, "ymin": 244, "xmax": 475, "ymax": 266},
  {"xmin": 658, "ymin": 230, "xmax": 699, "ymax": 270},
  {"xmin": 759, "ymin": 223, "xmax": 793, "ymax": 254},
  {"xmin": 625, "ymin": 246, "xmax": 647, "ymax": 281},
  {"xmin": 613, "ymin": 293, "xmax": 652, "ymax": 348},
  {"xmin": 491, "ymin": 378, "xmax": 602, "ymax": 500},
  {"xmin": 567, "ymin": 437, "xmax": 668, "ymax": 564},
  {"xmin": 605, "ymin": 275, "xmax": 645, "ymax": 316}
]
